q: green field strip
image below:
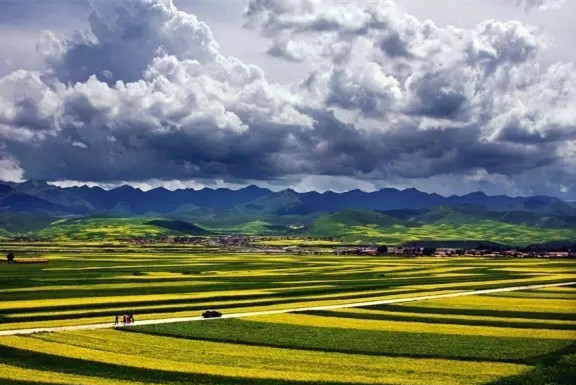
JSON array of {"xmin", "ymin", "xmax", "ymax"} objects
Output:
[
  {"xmin": 130, "ymin": 319, "xmax": 571, "ymax": 363},
  {"xmin": 300, "ymin": 310, "xmax": 576, "ymax": 330},
  {"xmin": 361, "ymin": 304, "xmax": 576, "ymax": 321}
]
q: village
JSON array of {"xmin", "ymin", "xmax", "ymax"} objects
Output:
[{"xmin": 126, "ymin": 235, "xmax": 576, "ymax": 259}]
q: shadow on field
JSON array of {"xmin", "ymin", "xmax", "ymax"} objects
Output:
[
  {"xmin": 0, "ymin": 381, "xmax": 63, "ymax": 385},
  {"xmin": 0, "ymin": 343, "xmax": 365, "ymax": 385},
  {"xmin": 484, "ymin": 342, "xmax": 576, "ymax": 385}
]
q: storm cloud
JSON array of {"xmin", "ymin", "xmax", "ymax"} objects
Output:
[{"xmin": 0, "ymin": 0, "xmax": 575, "ymax": 198}]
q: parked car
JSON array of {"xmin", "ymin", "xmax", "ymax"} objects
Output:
[{"xmin": 202, "ymin": 310, "xmax": 222, "ymax": 318}]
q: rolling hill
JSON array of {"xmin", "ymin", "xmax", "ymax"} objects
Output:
[
  {"xmin": 35, "ymin": 218, "xmax": 211, "ymax": 241},
  {"xmin": 307, "ymin": 208, "xmax": 576, "ymax": 246},
  {"xmin": 0, "ymin": 180, "xmax": 575, "ymax": 244}
]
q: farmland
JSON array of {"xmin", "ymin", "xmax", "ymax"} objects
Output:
[{"xmin": 0, "ymin": 244, "xmax": 575, "ymax": 384}]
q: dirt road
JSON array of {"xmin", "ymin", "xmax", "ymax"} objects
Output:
[{"xmin": 1, "ymin": 281, "xmax": 574, "ymax": 336}]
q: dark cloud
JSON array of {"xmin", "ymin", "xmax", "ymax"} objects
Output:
[
  {"xmin": 244, "ymin": 0, "xmax": 576, "ymax": 196},
  {"xmin": 0, "ymin": 0, "xmax": 574, "ymax": 198}
]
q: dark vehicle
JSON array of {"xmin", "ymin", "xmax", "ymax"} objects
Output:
[{"xmin": 202, "ymin": 310, "xmax": 222, "ymax": 318}]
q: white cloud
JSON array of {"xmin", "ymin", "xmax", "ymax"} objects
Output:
[
  {"xmin": 517, "ymin": 0, "xmax": 565, "ymax": 11},
  {"xmin": 0, "ymin": 0, "xmax": 574, "ymax": 198},
  {"xmin": 0, "ymin": 0, "xmax": 314, "ymax": 182}
]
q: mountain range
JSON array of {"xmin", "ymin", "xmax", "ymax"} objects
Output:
[{"xmin": 1, "ymin": 180, "xmax": 575, "ymax": 245}]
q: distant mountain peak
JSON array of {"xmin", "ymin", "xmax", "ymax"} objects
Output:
[
  {"xmin": 113, "ymin": 185, "xmax": 141, "ymax": 192},
  {"xmin": 20, "ymin": 180, "xmax": 49, "ymax": 188},
  {"xmin": 241, "ymin": 184, "xmax": 267, "ymax": 191},
  {"xmin": 463, "ymin": 191, "xmax": 488, "ymax": 198},
  {"xmin": 0, "ymin": 180, "xmax": 573, "ymax": 219}
]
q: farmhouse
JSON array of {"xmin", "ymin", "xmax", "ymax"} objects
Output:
[{"xmin": 434, "ymin": 248, "xmax": 459, "ymax": 256}]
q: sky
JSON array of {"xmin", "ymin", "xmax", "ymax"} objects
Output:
[{"xmin": 0, "ymin": 0, "xmax": 575, "ymax": 198}]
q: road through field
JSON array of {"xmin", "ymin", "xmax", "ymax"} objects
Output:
[{"xmin": 1, "ymin": 281, "xmax": 574, "ymax": 336}]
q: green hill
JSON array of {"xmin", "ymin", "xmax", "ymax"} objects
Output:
[
  {"xmin": 7, "ymin": 204, "xmax": 576, "ymax": 245},
  {"xmin": 307, "ymin": 208, "xmax": 576, "ymax": 246},
  {"xmin": 35, "ymin": 217, "xmax": 209, "ymax": 241},
  {"xmin": 203, "ymin": 220, "xmax": 293, "ymax": 235},
  {"xmin": 409, "ymin": 206, "xmax": 486, "ymax": 225},
  {"xmin": 0, "ymin": 212, "xmax": 55, "ymax": 233},
  {"xmin": 145, "ymin": 220, "xmax": 210, "ymax": 235},
  {"xmin": 308, "ymin": 209, "xmax": 412, "ymax": 238}
]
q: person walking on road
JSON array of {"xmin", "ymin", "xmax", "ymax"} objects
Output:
[{"xmin": 114, "ymin": 314, "xmax": 119, "ymax": 325}]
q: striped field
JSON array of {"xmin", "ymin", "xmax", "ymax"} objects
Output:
[{"xmin": 0, "ymin": 244, "xmax": 575, "ymax": 384}]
